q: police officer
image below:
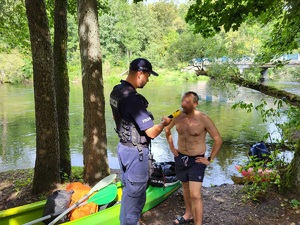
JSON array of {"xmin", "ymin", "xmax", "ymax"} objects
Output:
[{"xmin": 110, "ymin": 58, "xmax": 172, "ymax": 225}]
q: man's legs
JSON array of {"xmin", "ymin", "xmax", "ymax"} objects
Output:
[
  {"xmin": 181, "ymin": 182, "xmax": 193, "ymax": 220},
  {"xmin": 189, "ymin": 181, "xmax": 203, "ymax": 225},
  {"xmin": 174, "ymin": 181, "xmax": 193, "ymax": 224}
]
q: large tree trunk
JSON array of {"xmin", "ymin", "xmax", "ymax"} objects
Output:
[
  {"xmin": 77, "ymin": 0, "xmax": 109, "ymax": 186},
  {"xmin": 25, "ymin": 0, "xmax": 60, "ymax": 194},
  {"xmin": 281, "ymin": 138, "xmax": 300, "ymax": 195},
  {"xmin": 53, "ymin": 0, "xmax": 71, "ymax": 180}
]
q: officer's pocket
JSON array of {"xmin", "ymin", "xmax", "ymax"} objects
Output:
[{"xmin": 126, "ymin": 174, "xmax": 148, "ymax": 198}]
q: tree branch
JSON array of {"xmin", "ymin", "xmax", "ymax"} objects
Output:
[{"xmin": 196, "ymin": 69, "xmax": 300, "ymax": 108}]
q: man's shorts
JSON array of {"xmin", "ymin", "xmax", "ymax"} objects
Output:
[{"xmin": 175, "ymin": 152, "xmax": 207, "ymax": 182}]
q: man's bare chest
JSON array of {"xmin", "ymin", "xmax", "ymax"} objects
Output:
[{"xmin": 176, "ymin": 117, "xmax": 205, "ymax": 136}]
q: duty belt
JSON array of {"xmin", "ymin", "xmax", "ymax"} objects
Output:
[
  {"xmin": 120, "ymin": 141, "xmax": 149, "ymax": 148},
  {"xmin": 120, "ymin": 141, "xmax": 149, "ymax": 161}
]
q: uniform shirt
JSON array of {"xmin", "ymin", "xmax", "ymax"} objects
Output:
[{"xmin": 118, "ymin": 80, "xmax": 154, "ymax": 132}]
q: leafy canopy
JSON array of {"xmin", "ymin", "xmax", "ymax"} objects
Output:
[{"xmin": 186, "ymin": 0, "xmax": 300, "ymax": 62}]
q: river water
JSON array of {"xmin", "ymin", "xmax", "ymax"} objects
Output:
[{"xmin": 0, "ymin": 80, "xmax": 298, "ymax": 187}]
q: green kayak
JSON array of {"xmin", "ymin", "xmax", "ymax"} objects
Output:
[{"xmin": 0, "ymin": 182, "xmax": 181, "ymax": 225}]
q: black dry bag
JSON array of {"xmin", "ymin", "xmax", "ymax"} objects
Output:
[{"xmin": 42, "ymin": 190, "xmax": 73, "ymax": 224}]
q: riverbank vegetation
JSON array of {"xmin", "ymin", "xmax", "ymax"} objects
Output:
[{"xmin": 186, "ymin": 0, "xmax": 300, "ymax": 197}]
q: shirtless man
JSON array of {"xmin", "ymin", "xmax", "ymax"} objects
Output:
[{"xmin": 165, "ymin": 91, "xmax": 222, "ymax": 225}]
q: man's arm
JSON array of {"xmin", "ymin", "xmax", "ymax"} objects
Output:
[
  {"xmin": 196, "ymin": 115, "xmax": 222, "ymax": 165},
  {"xmin": 145, "ymin": 117, "xmax": 171, "ymax": 139},
  {"xmin": 164, "ymin": 119, "xmax": 179, "ymax": 157}
]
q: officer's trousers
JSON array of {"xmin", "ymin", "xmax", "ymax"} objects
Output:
[{"xmin": 117, "ymin": 143, "xmax": 149, "ymax": 225}]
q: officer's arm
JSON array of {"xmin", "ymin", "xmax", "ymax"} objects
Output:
[{"xmin": 145, "ymin": 117, "xmax": 171, "ymax": 139}]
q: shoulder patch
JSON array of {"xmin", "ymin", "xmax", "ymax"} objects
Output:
[{"xmin": 142, "ymin": 117, "xmax": 151, "ymax": 123}]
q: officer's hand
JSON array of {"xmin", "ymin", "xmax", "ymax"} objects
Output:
[{"xmin": 161, "ymin": 117, "xmax": 172, "ymax": 126}]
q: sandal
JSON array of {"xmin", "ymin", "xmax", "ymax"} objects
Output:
[{"xmin": 173, "ymin": 216, "xmax": 194, "ymax": 224}]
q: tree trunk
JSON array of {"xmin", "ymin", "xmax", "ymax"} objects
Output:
[
  {"xmin": 77, "ymin": 0, "xmax": 110, "ymax": 186},
  {"xmin": 53, "ymin": 0, "xmax": 71, "ymax": 180},
  {"xmin": 230, "ymin": 76, "xmax": 300, "ymax": 108},
  {"xmin": 281, "ymin": 138, "xmax": 300, "ymax": 195},
  {"xmin": 25, "ymin": 0, "xmax": 60, "ymax": 194}
]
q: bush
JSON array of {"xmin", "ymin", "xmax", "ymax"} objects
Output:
[
  {"xmin": 0, "ymin": 50, "xmax": 30, "ymax": 84},
  {"xmin": 240, "ymin": 150, "xmax": 287, "ymax": 202}
]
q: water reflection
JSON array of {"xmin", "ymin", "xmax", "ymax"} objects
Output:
[{"xmin": 0, "ymin": 80, "xmax": 297, "ymax": 186}]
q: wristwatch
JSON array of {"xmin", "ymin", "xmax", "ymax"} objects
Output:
[{"xmin": 207, "ymin": 157, "xmax": 214, "ymax": 163}]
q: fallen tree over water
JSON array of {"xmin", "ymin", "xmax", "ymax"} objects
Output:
[{"xmin": 195, "ymin": 68, "xmax": 300, "ymax": 108}]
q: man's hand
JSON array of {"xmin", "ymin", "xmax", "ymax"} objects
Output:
[
  {"xmin": 171, "ymin": 147, "xmax": 179, "ymax": 157},
  {"xmin": 160, "ymin": 117, "xmax": 172, "ymax": 127},
  {"xmin": 195, "ymin": 157, "xmax": 211, "ymax": 165}
]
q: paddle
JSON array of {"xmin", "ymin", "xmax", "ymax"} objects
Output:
[
  {"xmin": 88, "ymin": 184, "xmax": 117, "ymax": 204},
  {"xmin": 24, "ymin": 183, "xmax": 118, "ymax": 225},
  {"xmin": 48, "ymin": 174, "xmax": 116, "ymax": 225},
  {"xmin": 168, "ymin": 109, "xmax": 181, "ymax": 118}
]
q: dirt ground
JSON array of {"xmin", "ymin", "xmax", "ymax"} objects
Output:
[
  {"xmin": 141, "ymin": 185, "xmax": 300, "ymax": 225},
  {"xmin": 1, "ymin": 169, "xmax": 300, "ymax": 225}
]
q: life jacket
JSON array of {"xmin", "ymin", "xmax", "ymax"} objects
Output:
[
  {"xmin": 110, "ymin": 81, "xmax": 153, "ymax": 147},
  {"xmin": 65, "ymin": 182, "xmax": 98, "ymax": 221}
]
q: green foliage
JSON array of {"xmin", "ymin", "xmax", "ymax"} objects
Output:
[
  {"xmin": 98, "ymin": 0, "xmax": 187, "ymax": 68},
  {"xmin": 167, "ymin": 27, "xmax": 225, "ymax": 68},
  {"xmin": 185, "ymin": 0, "xmax": 300, "ymax": 63},
  {"xmin": 14, "ymin": 177, "xmax": 33, "ymax": 192},
  {"xmin": 0, "ymin": 0, "xmax": 30, "ymax": 52},
  {"xmin": 0, "ymin": 50, "xmax": 32, "ymax": 84},
  {"xmin": 280, "ymin": 106, "xmax": 300, "ymax": 142},
  {"xmin": 232, "ymin": 101, "xmax": 254, "ymax": 113},
  {"xmin": 241, "ymin": 150, "xmax": 284, "ymax": 202},
  {"xmin": 186, "ymin": 0, "xmax": 276, "ymax": 37},
  {"xmin": 268, "ymin": 67, "xmax": 300, "ymax": 82},
  {"xmin": 58, "ymin": 166, "xmax": 85, "ymax": 183},
  {"xmin": 242, "ymin": 67, "xmax": 262, "ymax": 83},
  {"xmin": 153, "ymin": 69, "xmax": 200, "ymax": 82},
  {"xmin": 232, "ymin": 99, "xmax": 287, "ymax": 142},
  {"xmin": 14, "ymin": 169, "xmax": 33, "ymax": 192},
  {"xmin": 290, "ymin": 199, "xmax": 300, "ymax": 208},
  {"xmin": 70, "ymin": 166, "xmax": 84, "ymax": 182},
  {"xmin": 1, "ymin": 0, "xmax": 299, "ymax": 84},
  {"xmin": 231, "ymin": 92, "xmax": 300, "ymax": 196}
]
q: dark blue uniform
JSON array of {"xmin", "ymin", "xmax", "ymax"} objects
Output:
[{"xmin": 110, "ymin": 80, "xmax": 154, "ymax": 225}]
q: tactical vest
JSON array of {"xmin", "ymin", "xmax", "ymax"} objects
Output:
[{"xmin": 110, "ymin": 82, "xmax": 152, "ymax": 149}]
